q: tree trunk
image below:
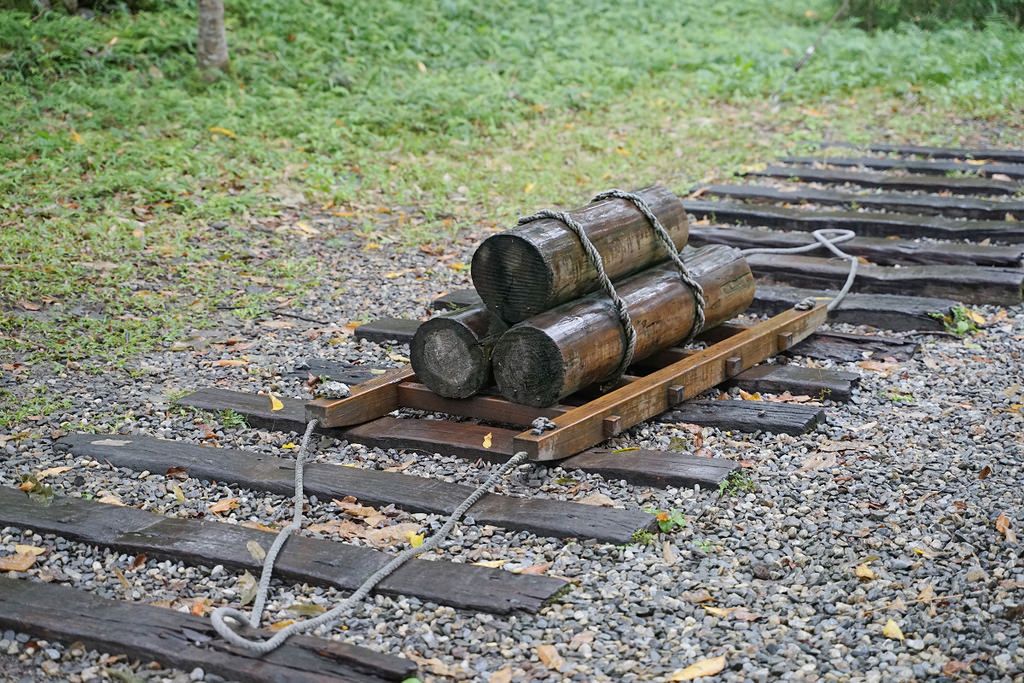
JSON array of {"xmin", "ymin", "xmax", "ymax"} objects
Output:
[
  {"xmin": 410, "ymin": 306, "xmax": 508, "ymax": 398},
  {"xmin": 197, "ymin": 0, "xmax": 229, "ymax": 77},
  {"xmin": 471, "ymin": 185, "xmax": 689, "ymax": 323},
  {"xmin": 491, "ymin": 245, "xmax": 754, "ymax": 407}
]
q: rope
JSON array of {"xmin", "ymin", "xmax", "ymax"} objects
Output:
[
  {"xmin": 517, "ymin": 189, "xmax": 706, "ymax": 389},
  {"xmin": 772, "ymin": 0, "xmax": 851, "ymax": 100},
  {"xmin": 211, "ymin": 418, "xmax": 530, "ymax": 654},
  {"xmin": 739, "ymin": 228, "xmax": 859, "ymax": 311}
]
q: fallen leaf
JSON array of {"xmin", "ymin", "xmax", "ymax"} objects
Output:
[
  {"xmin": 855, "ymin": 563, "xmax": 875, "ymax": 580},
  {"xmin": 129, "ymin": 553, "xmax": 147, "ymax": 571},
  {"xmin": 209, "ymin": 497, "xmax": 240, "ymax": 514},
  {"xmin": 215, "ymin": 359, "xmax": 247, "ymax": 367},
  {"xmin": 702, "ymin": 606, "xmax": 732, "ymax": 617},
  {"xmin": 859, "ymin": 360, "xmax": 898, "ymax": 375},
  {"xmin": 171, "ymin": 483, "xmax": 185, "ymax": 502},
  {"xmin": 578, "ymin": 493, "xmax": 617, "ymax": 507},
  {"xmin": 268, "ymin": 619, "xmax": 294, "ymax": 632},
  {"xmin": 680, "ymin": 589, "xmax": 713, "ymax": 604},
  {"xmin": 36, "ymin": 466, "xmax": 72, "ymax": 479},
  {"xmin": 942, "ymin": 660, "xmax": 972, "ymax": 676},
  {"xmin": 0, "ymin": 552, "xmax": 36, "ymax": 572},
  {"xmin": 388, "ymin": 353, "xmax": 410, "ymax": 363},
  {"xmin": 738, "ymin": 389, "xmax": 762, "ymax": 401},
  {"xmin": 518, "ymin": 562, "xmax": 552, "ymax": 575},
  {"xmin": 536, "ymin": 644, "xmax": 564, "ymax": 670},
  {"xmin": 268, "ymin": 393, "xmax": 283, "ymax": 412},
  {"xmin": 18, "ymin": 300, "xmax": 41, "ymax": 311},
  {"xmin": 97, "ymin": 494, "xmax": 126, "ymax": 506},
  {"xmin": 286, "ymin": 603, "xmax": 327, "ymax": 616},
  {"xmin": 384, "ymin": 458, "xmax": 416, "ymax": 472},
  {"xmin": 406, "ymin": 530, "xmax": 424, "ymax": 547},
  {"xmin": 482, "ymin": 432, "xmax": 492, "ymax": 449},
  {"xmin": 208, "ymin": 126, "xmax": 237, "ymax": 138},
  {"xmin": 670, "ymin": 654, "xmax": 726, "ymax": 680},
  {"xmin": 882, "ymin": 618, "xmax": 904, "ymax": 641},
  {"xmin": 165, "ymin": 465, "xmax": 188, "ymax": 480},
  {"xmin": 332, "ymin": 497, "xmax": 387, "ymax": 527},
  {"xmin": 362, "ymin": 522, "xmax": 423, "ymax": 548},
  {"xmin": 246, "ymin": 540, "xmax": 266, "ymax": 561},
  {"xmin": 237, "ymin": 570, "xmax": 258, "ymax": 606},
  {"xmin": 472, "ymin": 559, "xmax": 506, "ymax": 569},
  {"xmin": 978, "ymin": 465, "xmax": 992, "ymax": 479},
  {"xmin": 14, "ymin": 544, "xmax": 45, "ymax": 556},
  {"xmin": 996, "ymin": 511, "xmax": 1017, "ymax": 544},
  {"xmin": 917, "ymin": 584, "xmax": 935, "ymax": 602},
  {"xmin": 569, "ymin": 631, "xmax": 595, "ymax": 649},
  {"xmin": 281, "ymin": 443, "xmax": 297, "ymax": 449},
  {"xmin": 112, "ymin": 567, "xmax": 132, "ymax": 593},
  {"xmin": 662, "ymin": 541, "xmax": 678, "ymax": 566},
  {"xmin": 240, "ymin": 521, "xmax": 279, "ymax": 533},
  {"xmin": 261, "ymin": 319, "xmax": 295, "ymax": 329},
  {"xmin": 489, "ymin": 666, "xmax": 513, "ymax": 683}
]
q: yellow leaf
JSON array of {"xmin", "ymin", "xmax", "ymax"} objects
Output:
[
  {"xmin": 738, "ymin": 389, "xmax": 762, "ymax": 401},
  {"xmin": 0, "ymin": 552, "xmax": 37, "ymax": 572},
  {"xmin": 14, "ymin": 544, "xmax": 46, "ymax": 556},
  {"xmin": 996, "ymin": 511, "xmax": 1017, "ymax": 543},
  {"xmin": 855, "ymin": 563, "xmax": 875, "ymax": 580},
  {"xmin": 417, "ymin": 61, "xmax": 427, "ymax": 73},
  {"xmin": 208, "ymin": 126, "xmax": 237, "ymax": 138},
  {"xmin": 388, "ymin": 353, "xmax": 410, "ymax": 363},
  {"xmin": 482, "ymin": 432, "xmax": 492, "ymax": 449},
  {"xmin": 670, "ymin": 654, "xmax": 727, "ymax": 680},
  {"xmin": 965, "ymin": 159, "xmax": 989, "ymax": 165},
  {"xmin": 70, "ymin": 129, "xmax": 83, "ymax": 144},
  {"xmin": 702, "ymin": 606, "xmax": 733, "ymax": 617},
  {"xmin": 536, "ymin": 644, "xmax": 564, "ymax": 670},
  {"xmin": 883, "ymin": 619, "xmax": 904, "ymax": 641},
  {"xmin": 966, "ymin": 309, "xmax": 986, "ymax": 325},
  {"xmin": 281, "ymin": 443, "xmax": 297, "ymax": 450},
  {"xmin": 523, "ymin": 182, "xmax": 535, "ymax": 194},
  {"xmin": 215, "ymin": 359, "xmax": 247, "ymax": 367},
  {"xmin": 613, "ymin": 446, "xmax": 639, "ymax": 452},
  {"xmin": 97, "ymin": 494, "xmax": 125, "ymax": 506},
  {"xmin": 268, "ymin": 393, "xmax": 283, "ymax": 412},
  {"xmin": 268, "ymin": 619, "xmax": 294, "ymax": 632},
  {"xmin": 614, "ymin": 146, "xmax": 630, "ymax": 156},
  {"xmin": 208, "ymin": 497, "xmax": 239, "ymax": 514},
  {"xmin": 472, "ymin": 559, "xmax": 506, "ymax": 568},
  {"xmin": 406, "ymin": 530, "xmax": 424, "ymax": 547},
  {"xmin": 36, "ymin": 466, "xmax": 72, "ymax": 479},
  {"xmin": 171, "ymin": 483, "xmax": 185, "ymax": 502}
]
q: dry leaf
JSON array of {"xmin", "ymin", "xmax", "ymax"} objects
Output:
[
  {"xmin": 578, "ymin": 493, "xmax": 617, "ymax": 507},
  {"xmin": 859, "ymin": 360, "xmax": 898, "ymax": 375},
  {"xmin": 387, "ymin": 353, "xmax": 410, "ymax": 363},
  {"xmin": 261, "ymin": 319, "xmax": 295, "ymax": 329},
  {"xmin": 333, "ymin": 497, "xmax": 387, "ymax": 527},
  {"xmin": 472, "ymin": 559, "xmax": 506, "ymax": 568},
  {"xmin": 738, "ymin": 389, "xmax": 762, "ymax": 401},
  {"xmin": 536, "ymin": 644, "xmax": 564, "ymax": 670},
  {"xmin": 996, "ymin": 511, "xmax": 1017, "ymax": 543},
  {"xmin": 569, "ymin": 631, "xmax": 594, "ymax": 649},
  {"xmin": 670, "ymin": 654, "xmax": 726, "ymax": 680},
  {"xmin": 681, "ymin": 589, "xmax": 713, "ymax": 604},
  {"xmin": 489, "ymin": 666, "xmax": 513, "ymax": 683},
  {"xmin": 237, "ymin": 570, "xmax": 258, "ymax": 606},
  {"xmin": 482, "ymin": 432, "xmax": 492, "ymax": 449},
  {"xmin": 171, "ymin": 483, "xmax": 185, "ymax": 502},
  {"xmin": 0, "ymin": 552, "xmax": 37, "ymax": 572},
  {"xmin": 268, "ymin": 393, "xmax": 283, "ymax": 411},
  {"xmin": 165, "ymin": 465, "xmax": 189, "ymax": 480},
  {"xmin": 978, "ymin": 465, "xmax": 992, "ymax": 479},
  {"xmin": 942, "ymin": 660, "xmax": 972, "ymax": 675},
  {"xmin": 240, "ymin": 521, "xmax": 279, "ymax": 533},
  {"xmin": 246, "ymin": 540, "xmax": 266, "ymax": 561},
  {"xmin": 215, "ymin": 359, "xmax": 248, "ymax": 367},
  {"xmin": 209, "ymin": 497, "xmax": 240, "ymax": 514},
  {"xmin": 519, "ymin": 562, "xmax": 552, "ymax": 575},
  {"xmin": 97, "ymin": 494, "xmax": 126, "ymax": 506},
  {"xmin": 917, "ymin": 583, "xmax": 935, "ymax": 602},
  {"xmin": 268, "ymin": 619, "xmax": 294, "ymax": 632},
  {"xmin": 855, "ymin": 563, "xmax": 875, "ymax": 580},
  {"xmin": 882, "ymin": 618, "xmax": 904, "ymax": 641},
  {"xmin": 36, "ymin": 466, "xmax": 72, "ymax": 479},
  {"xmin": 112, "ymin": 567, "xmax": 132, "ymax": 593},
  {"xmin": 362, "ymin": 522, "xmax": 423, "ymax": 548},
  {"xmin": 129, "ymin": 553, "xmax": 147, "ymax": 571},
  {"xmin": 662, "ymin": 541, "xmax": 678, "ymax": 566},
  {"xmin": 14, "ymin": 544, "xmax": 45, "ymax": 556},
  {"xmin": 702, "ymin": 606, "xmax": 732, "ymax": 617}
]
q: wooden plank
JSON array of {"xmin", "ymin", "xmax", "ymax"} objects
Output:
[
  {"xmin": 353, "ymin": 317, "xmax": 421, "ymax": 344},
  {"xmin": 559, "ymin": 448, "xmax": 736, "ymax": 488},
  {"xmin": 182, "ymin": 388, "xmax": 737, "ymax": 489},
  {"xmin": 691, "ymin": 183, "xmax": 1024, "ymax": 220},
  {"xmin": 655, "ymin": 400, "xmax": 825, "ymax": 435},
  {"xmin": 727, "ymin": 363, "xmax": 858, "ymax": 401},
  {"xmin": 398, "ymin": 381, "xmax": 567, "ymax": 427},
  {"xmin": 0, "ymin": 578, "xmax": 413, "ymax": 683},
  {"xmin": 746, "ymin": 253, "xmax": 1023, "ymax": 306},
  {"xmin": 683, "ymin": 200, "xmax": 1024, "ymax": 243},
  {"xmin": 788, "ymin": 331, "xmax": 920, "ymax": 363},
  {"xmin": 0, "ymin": 485, "xmax": 562, "ymax": 615},
  {"xmin": 64, "ymin": 428, "xmax": 653, "ymax": 544},
  {"xmin": 745, "ymin": 165, "xmax": 1019, "ymax": 195},
  {"xmin": 432, "ymin": 289, "xmax": 484, "ymax": 311},
  {"xmin": 781, "ymin": 155, "xmax": 1024, "ymax": 180},
  {"xmin": 689, "ymin": 224, "xmax": 1024, "ymax": 267},
  {"xmin": 306, "ymin": 365, "xmax": 414, "ymax": 428},
  {"xmin": 288, "ymin": 359, "xmax": 382, "ymax": 386},
  {"xmin": 511, "ymin": 304, "xmax": 829, "ymax": 460},
  {"xmin": 815, "ymin": 141, "xmax": 1024, "ymax": 165},
  {"xmin": 750, "ymin": 283, "xmax": 952, "ymax": 332}
]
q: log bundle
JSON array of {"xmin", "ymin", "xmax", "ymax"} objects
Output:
[{"xmin": 411, "ymin": 186, "xmax": 756, "ymax": 406}]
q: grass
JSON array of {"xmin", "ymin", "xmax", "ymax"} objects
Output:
[{"xmin": 1, "ymin": 0, "xmax": 1024, "ymax": 424}]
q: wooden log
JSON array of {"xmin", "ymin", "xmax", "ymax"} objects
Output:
[
  {"xmin": 689, "ymin": 224, "xmax": 1024, "ymax": 267},
  {"xmin": 410, "ymin": 306, "xmax": 507, "ymax": 398},
  {"xmin": 781, "ymin": 155, "xmax": 1024, "ymax": 180},
  {"xmin": 0, "ymin": 485, "xmax": 563, "ymax": 615},
  {"xmin": 683, "ymin": 200, "xmax": 1024, "ymax": 242},
  {"xmin": 692, "ymin": 183, "xmax": 1024, "ymax": 220},
  {"xmin": 745, "ymin": 165, "xmax": 1018, "ymax": 195},
  {"xmin": 656, "ymin": 399, "xmax": 825, "ymax": 435},
  {"xmin": 815, "ymin": 141, "xmax": 1024, "ymax": 165},
  {"xmin": 751, "ymin": 284, "xmax": 951, "ymax": 332},
  {"xmin": 745, "ymin": 253, "xmax": 1024, "ymax": 306},
  {"xmin": 0, "ymin": 577, "xmax": 415, "ymax": 683},
  {"xmin": 492, "ymin": 245, "xmax": 754, "ymax": 407},
  {"xmin": 471, "ymin": 185, "xmax": 689, "ymax": 322}
]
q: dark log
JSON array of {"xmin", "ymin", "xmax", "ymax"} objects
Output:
[
  {"xmin": 353, "ymin": 317, "xmax": 421, "ymax": 344},
  {"xmin": 410, "ymin": 306, "xmax": 507, "ymax": 398},
  {"xmin": 689, "ymin": 224, "xmax": 1024, "ymax": 267},
  {"xmin": 745, "ymin": 253, "xmax": 1024, "ymax": 306},
  {"xmin": 683, "ymin": 200, "xmax": 1024, "ymax": 243},
  {"xmin": 0, "ymin": 577, "xmax": 414, "ymax": 683},
  {"xmin": 789, "ymin": 331, "xmax": 920, "ymax": 362},
  {"xmin": 815, "ymin": 141, "xmax": 1024, "ymax": 165},
  {"xmin": 728, "ymin": 364, "xmax": 858, "ymax": 401},
  {"xmin": 656, "ymin": 400, "xmax": 825, "ymax": 435},
  {"xmin": 781, "ymin": 155, "xmax": 1024, "ymax": 180},
  {"xmin": 492, "ymin": 245, "xmax": 754, "ymax": 407},
  {"xmin": 0, "ymin": 485, "xmax": 562, "ymax": 615},
  {"xmin": 692, "ymin": 183, "xmax": 1024, "ymax": 220},
  {"xmin": 471, "ymin": 185, "xmax": 689, "ymax": 322},
  {"xmin": 745, "ymin": 165, "xmax": 1018, "ymax": 195},
  {"xmin": 56, "ymin": 432, "xmax": 654, "ymax": 544}
]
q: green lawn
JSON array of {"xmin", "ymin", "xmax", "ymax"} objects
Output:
[{"xmin": 1, "ymin": 0, "xmax": 1023, "ymax": 397}]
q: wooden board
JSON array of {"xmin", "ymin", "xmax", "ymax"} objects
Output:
[
  {"xmin": 559, "ymin": 448, "xmax": 736, "ymax": 488},
  {"xmin": 781, "ymin": 155, "xmax": 1024, "ymax": 180},
  {"xmin": 0, "ymin": 486, "xmax": 562, "ymax": 615},
  {"xmin": 745, "ymin": 253, "xmax": 1024, "ymax": 305},
  {"xmin": 691, "ymin": 183, "xmax": 1024, "ymax": 220},
  {"xmin": 511, "ymin": 304, "xmax": 830, "ymax": 460},
  {"xmin": 306, "ymin": 365, "xmax": 414, "ymax": 428},
  {"xmin": 788, "ymin": 331, "xmax": 920, "ymax": 363},
  {"xmin": 682, "ymin": 200, "xmax": 1024, "ymax": 243},
  {"xmin": 353, "ymin": 317, "xmax": 421, "ymax": 344},
  {"xmin": 816, "ymin": 141, "xmax": 1024, "ymax": 165},
  {"xmin": 689, "ymin": 224, "xmax": 1024, "ymax": 267},
  {"xmin": 0, "ymin": 577, "xmax": 415, "ymax": 683},
  {"xmin": 656, "ymin": 399, "xmax": 825, "ymax": 435},
  {"xmin": 750, "ymin": 284, "xmax": 952, "ymax": 332},
  {"xmin": 180, "ymin": 388, "xmax": 739, "ymax": 490},
  {"xmin": 745, "ymin": 165, "xmax": 1019, "ymax": 195},
  {"xmin": 432, "ymin": 289, "xmax": 484, "ymax": 311},
  {"xmin": 56, "ymin": 432, "xmax": 654, "ymax": 544},
  {"xmin": 288, "ymin": 359, "xmax": 382, "ymax": 386},
  {"xmin": 727, "ymin": 363, "xmax": 858, "ymax": 401}
]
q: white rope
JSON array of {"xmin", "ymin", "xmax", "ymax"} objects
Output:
[{"xmin": 211, "ymin": 418, "xmax": 530, "ymax": 654}]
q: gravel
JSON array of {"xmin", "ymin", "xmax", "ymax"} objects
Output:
[{"xmin": 1, "ymin": 202, "xmax": 1023, "ymax": 682}]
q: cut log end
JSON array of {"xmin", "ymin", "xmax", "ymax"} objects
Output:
[
  {"xmin": 410, "ymin": 317, "xmax": 491, "ymax": 399},
  {"xmin": 471, "ymin": 233, "xmax": 552, "ymax": 322},
  {"xmin": 492, "ymin": 325, "xmax": 566, "ymax": 408}
]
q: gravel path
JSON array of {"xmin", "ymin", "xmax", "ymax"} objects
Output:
[{"xmin": 2, "ymin": 203, "xmax": 1023, "ymax": 682}]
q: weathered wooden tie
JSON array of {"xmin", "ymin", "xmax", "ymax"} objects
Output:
[
  {"xmin": 656, "ymin": 400, "xmax": 825, "ymax": 436},
  {"xmin": 781, "ymin": 155, "xmax": 1024, "ymax": 181},
  {"xmin": 0, "ymin": 577, "xmax": 416, "ymax": 683},
  {"xmin": 0, "ymin": 485, "xmax": 563, "ymax": 615},
  {"xmin": 745, "ymin": 165, "xmax": 1019, "ymax": 195},
  {"xmin": 816, "ymin": 141, "xmax": 1024, "ymax": 165}
]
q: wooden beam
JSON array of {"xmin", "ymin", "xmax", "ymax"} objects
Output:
[
  {"xmin": 56, "ymin": 433, "xmax": 655, "ymax": 544},
  {"xmin": 815, "ymin": 141, "xmax": 1024, "ymax": 165},
  {"xmin": 306, "ymin": 364, "xmax": 414, "ymax": 428},
  {"xmin": 781, "ymin": 155, "xmax": 1024, "ymax": 180},
  {"xmin": 689, "ymin": 224, "xmax": 1024, "ymax": 267},
  {"xmin": 746, "ymin": 253, "xmax": 1024, "ymax": 306},
  {"xmin": 353, "ymin": 317, "xmax": 421, "ymax": 344},
  {"xmin": 746, "ymin": 165, "xmax": 1019, "ymax": 195},
  {"xmin": 511, "ymin": 304, "xmax": 829, "ymax": 460},
  {"xmin": 656, "ymin": 399, "xmax": 825, "ymax": 435},
  {"xmin": 727, "ymin": 363, "xmax": 858, "ymax": 401},
  {"xmin": 691, "ymin": 183, "xmax": 1024, "ymax": 220},
  {"xmin": 0, "ymin": 486, "xmax": 563, "ymax": 615},
  {"xmin": 683, "ymin": 200, "xmax": 1024, "ymax": 243}
]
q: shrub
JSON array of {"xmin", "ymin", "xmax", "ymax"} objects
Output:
[{"xmin": 844, "ymin": 0, "xmax": 1024, "ymax": 30}]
